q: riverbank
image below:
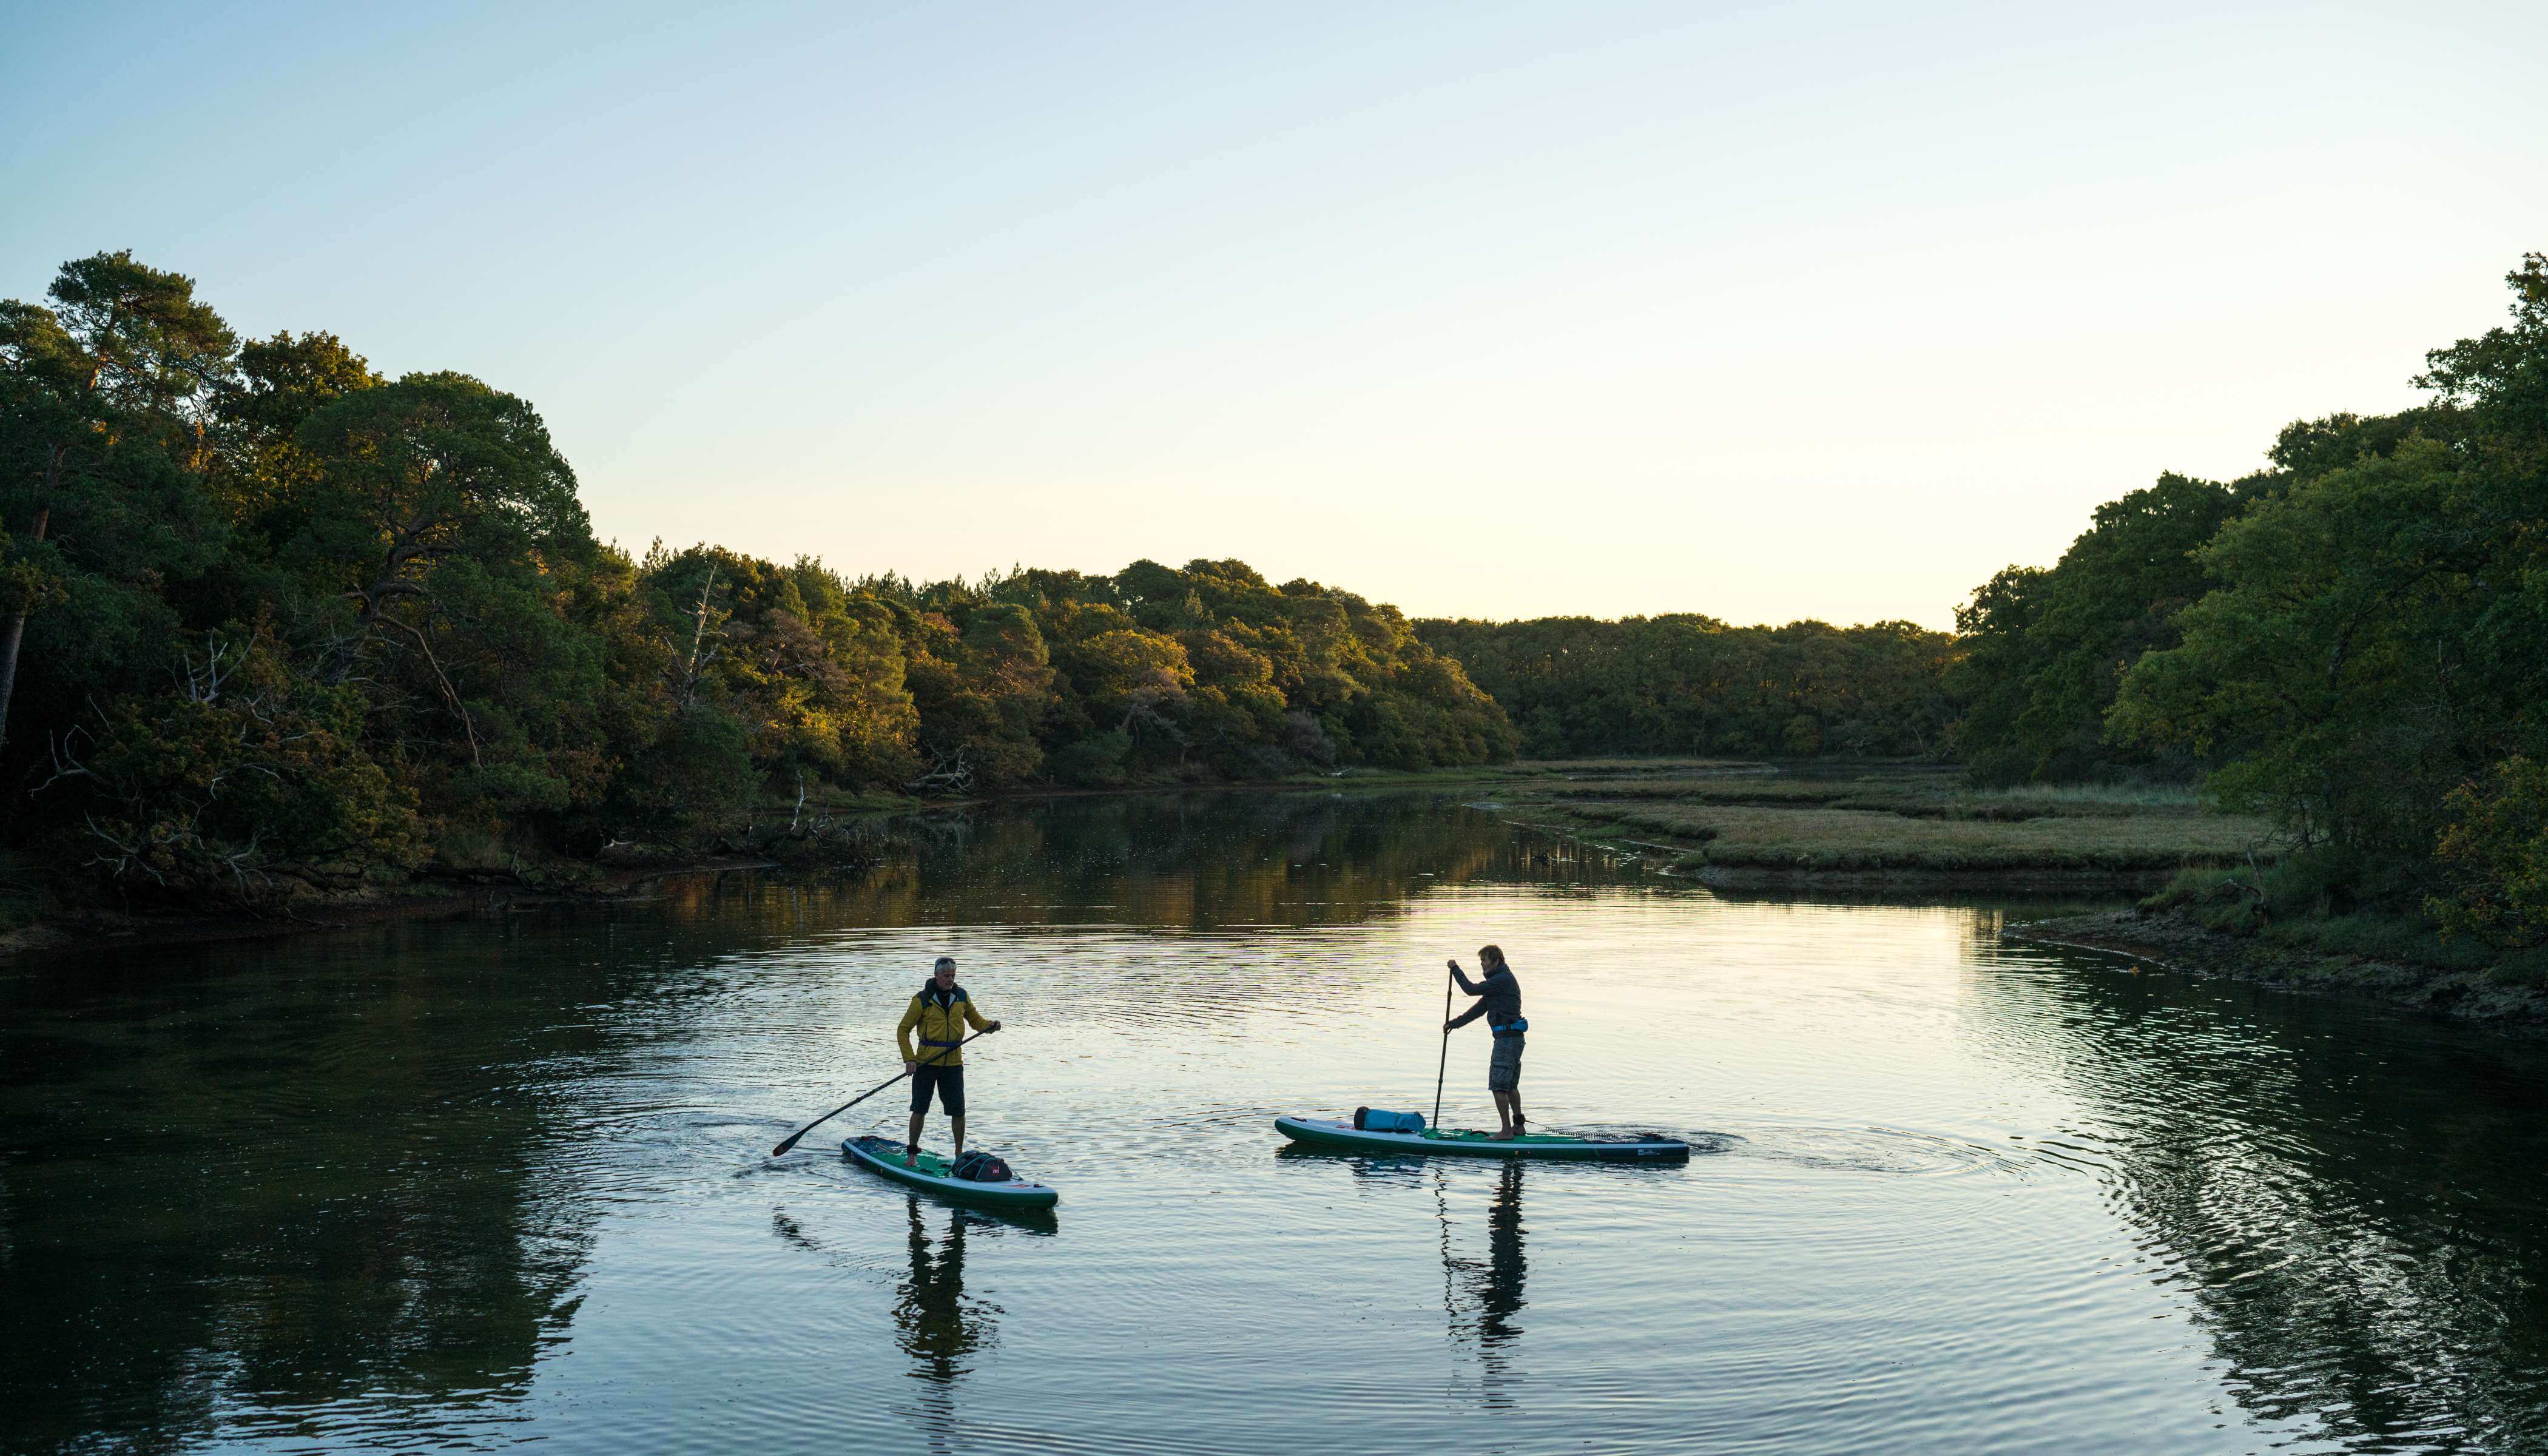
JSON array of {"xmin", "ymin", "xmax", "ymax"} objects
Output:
[
  {"xmin": 0, "ymin": 854, "xmax": 811, "ymax": 961},
  {"xmin": 2007, "ymin": 907, "xmax": 2548, "ymax": 1032},
  {"xmin": 4, "ymin": 759, "xmax": 2277, "ymax": 958}
]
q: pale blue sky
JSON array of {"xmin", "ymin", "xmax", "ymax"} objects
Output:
[{"xmin": 6, "ymin": 1, "xmax": 2543, "ymax": 625}]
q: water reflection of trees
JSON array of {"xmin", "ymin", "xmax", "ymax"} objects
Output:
[
  {"xmin": 644, "ymin": 791, "xmax": 1595, "ymax": 933},
  {"xmin": 0, "ymin": 925, "xmax": 617, "ymax": 1454},
  {"xmin": 1973, "ymin": 957, "xmax": 2548, "ymax": 1451},
  {"xmin": 0, "ymin": 790, "xmax": 1570, "ymax": 1451}
]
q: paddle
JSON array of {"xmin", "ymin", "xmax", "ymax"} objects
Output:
[
  {"xmin": 1431, "ymin": 960, "xmax": 1454, "ymax": 1130},
  {"xmin": 769, "ymin": 1029, "xmax": 992, "ymax": 1156}
]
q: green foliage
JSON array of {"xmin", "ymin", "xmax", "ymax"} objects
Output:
[
  {"xmin": 1942, "ymin": 252, "xmax": 2548, "ymax": 963},
  {"xmin": 2428, "ymin": 757, "xmax": 2548, "ymax": 948},
  {"xmin": 636, "ymin": 545, "xmax": 922, "ymax": 795},
  {"xmin": 0, "ymin": 249, "xmax": 1518, "ymax": 911},
  {"xmin": 878, "ymin": 556, "xmax": 1515, "ymax": 787},
  {"xmin": 1415, "ymin": 615, "xmax": 1951, "ymax": 760},
  {"xmin": 46, "ymin": 626, "xmax": 421, "ymax": 902},
  {"xmin": 2108, "ymin": 251, "xmax": 2548, "ymax": 914},
  {"xmin": 1, "ymin": 253, "xmax": 234, "ymax": 753},
  {"xmin": 1046, "ymin": 730, "xmax": 1133, "ymax": 787},
  {"xmin": 1947, "ymin": 473, "xmax": 2245, "ymax": 785},
  {"xmin": 2108, "ymin": 439, "xmax": 2490, "ymax": 858}
]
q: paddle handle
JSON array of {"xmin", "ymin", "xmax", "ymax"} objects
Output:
[
  {"xmin": 770, "ymin": 1028, "xmax": 989, "ymax": 1156},
  {"xmin": 1432, "ymin": 963, "xmax": 1454, "ymax": 1130}
]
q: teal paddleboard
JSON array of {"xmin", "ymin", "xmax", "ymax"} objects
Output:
[
  {"xmin": 843, "ymin": 1134, "xmax": 1060, "ymax": 1208},
  {"xmin": 1275, "ymin": 1114, "xmax": 1690, "ymax": 1162}
]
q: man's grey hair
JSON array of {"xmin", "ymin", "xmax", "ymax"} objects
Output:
[{"xmin": 934, "ymin": 956, "xmax": 957, "ymax": 972}]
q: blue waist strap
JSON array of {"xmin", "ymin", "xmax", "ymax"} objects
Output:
[
  {"xmin": 1491, "ymin": 1017, "xmax": 1528, "ymax": 1037},
  {"xmin": 920, "ymin": 1037, "xmax": 963, "ymax": 1048}
]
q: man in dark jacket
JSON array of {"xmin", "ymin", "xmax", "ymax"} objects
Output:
[
  {"xmin": 1445, "ymin": 945, "xmax": 1527, "ymax": 1139},
  {"xmin": 897, "ymin": 956, "xmax": 1000, "ymax": 1168}
]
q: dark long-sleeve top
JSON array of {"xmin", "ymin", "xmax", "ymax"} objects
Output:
[{"xmin": 1447, "ymin": 964, "xmax": 1523, "ymax": 1031}]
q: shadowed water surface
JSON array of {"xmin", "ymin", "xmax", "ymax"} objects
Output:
[{"xmin": 4, "ymin": 793, "xmax": 2546, "ymax": 1453}]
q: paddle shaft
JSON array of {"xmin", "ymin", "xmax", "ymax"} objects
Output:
[
  {"xmin": 770, "ymin": 1029, "xmax": 989, "ymax": 1156},
  {"xmin": 1431, "ymin": 964, "xmax": 1454, "ymax": 1130}
]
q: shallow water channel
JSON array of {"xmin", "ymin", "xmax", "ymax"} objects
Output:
[{"xmin": 6, "ymin": 792, "xmax": 2547, "ymax": 1454}]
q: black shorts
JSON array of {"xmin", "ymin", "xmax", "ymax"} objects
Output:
[{"xmin": 911, "ymin": 1062, "xmax": 965, "ymax": 1116}]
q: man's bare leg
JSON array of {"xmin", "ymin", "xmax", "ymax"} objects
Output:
[
  {"xmin": 1491, "ymin": 1090, "xmax": 1524, "ymax": 1140},
  {"xmin": 905, "ymin": 1110, "xmax": 924, "ymax": 1167},
  {"xmin": 951, "ymin": 1114, "xmax": 966, "ymax": 1160}
]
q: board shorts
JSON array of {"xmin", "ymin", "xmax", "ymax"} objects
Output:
[
  {"xmin": 911, "ymin": 1062, "xmax": 965, "ymax": 1116},
  {"xmin": 1488, "ymin": 1034, "xmax": 1524, "ymax": 1093}
]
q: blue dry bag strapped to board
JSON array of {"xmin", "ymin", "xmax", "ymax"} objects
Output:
[{"xmin": 1353, "ymin": 1108, "xmax": 1427, "ymax": 1133}]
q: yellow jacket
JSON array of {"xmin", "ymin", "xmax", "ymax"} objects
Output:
[{"xmin": 897, "ymin": 982, "xmax": 991, "ymax": 1067}]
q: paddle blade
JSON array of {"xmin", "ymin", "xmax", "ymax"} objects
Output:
[{"xmin": 770, "ymin": 1131, "xmax": 804, "ymax": 1157}]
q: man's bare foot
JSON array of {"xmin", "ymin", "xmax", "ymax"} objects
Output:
[
  {"xmin": 1490, "ymin": 1128, "xmax": 1517, "ymax": 1141},
  {"xmin": 903, "ymin": 1154, "xmax": 917, "ymax": 1168}
]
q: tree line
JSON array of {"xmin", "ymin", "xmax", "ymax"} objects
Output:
[
  {"xmin": 1947, "ymin": 253, "xmax": 2548, "ymax": 947},
  {"xmin": 1410, "ymin": 615, "xmax": 1954, "ymax": 760},
  {"xmin": 0, "ymin": 251, "xmax": 1512, "ymax": 905},
  {"xmin": 9, "ymin": 245, "xmax": 2542, "ymax": 946}
]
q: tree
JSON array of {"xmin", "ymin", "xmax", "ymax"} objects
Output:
[
  {"xmin": 0, "ymin": 253, "xmax": 235, "ymax": 750},
  {"xmin": 214, "ymin": 330, "xmax": 382, "ymax": 526},
  {"xmin": 286, "ymin": 372, "xmax": 591, "ymax": 689},
  {"xmin": 1946, "ymin": 474, "xmax": 2244, "ymax": 784},
  {"xmin": 47, "ymin": 622, "xmax": 420, "ymax": 902},
  {"xmin": 2112, "ymin": 255, "xmax": 2548, "ymax": 895},
  {"xmin": 903, "ymin": 601, "xmax": 1055, "ymax": 786}
]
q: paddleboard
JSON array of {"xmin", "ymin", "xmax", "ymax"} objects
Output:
[
  {"xmin": 843, "ymin": 1134, "xmax": 1060, "ymax": 1208},
  {"xmin": 1275, "ymin": 1114, "xmax": 1690, "ymax": 1162}
]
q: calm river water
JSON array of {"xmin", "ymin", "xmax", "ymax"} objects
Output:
[{"xmin": 5, "ymin": 793, "xmax": 2547, "ymax": 1454}]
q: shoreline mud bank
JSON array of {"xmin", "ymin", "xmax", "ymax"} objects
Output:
[{"xmin": 2007, "ymin": 908, "xmax": 2548, "ymax": 1034}]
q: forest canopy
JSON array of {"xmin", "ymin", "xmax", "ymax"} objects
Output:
[
  {"xmin": 7, "ymin": 245, "xmax": 2545, "ymax": 952},
  {"xmin": 0, "ymin": 252, "xmax": 1512, "ymax": 904},
  {"xmin": 1413, "ymin": 616, "xmax": 1953, "ymax": 760},
  {"xmin": 1949, "ymin": 254, "xmax": 2548, "ymax": 945}
]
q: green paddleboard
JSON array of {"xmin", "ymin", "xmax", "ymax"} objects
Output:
[
  {"xmin": 1275, "ymin": 1115, "xmax": 1690, "ymax": 1162},
  {"xmin": 843, "ymin": 1135, "xmax": 1060, "ymax": 1208}
]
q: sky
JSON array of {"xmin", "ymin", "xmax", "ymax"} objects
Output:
[{"xmin": 5, "ymin": 1, "xmax": 2543, "ymax": 628}]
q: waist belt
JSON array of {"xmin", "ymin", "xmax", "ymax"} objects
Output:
[
  {"xmin": 1491, "ymin": 1017, "xmax": 1528, "ymax": 1038},
  {"xmin": 921, "ymin": 1037, "xmax": 963, "ymax": 1048}
]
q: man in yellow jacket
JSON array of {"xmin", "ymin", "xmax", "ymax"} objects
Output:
[{"xmin": 898, "ymin": 956, "xmax": 1000, "ymax": 1168}]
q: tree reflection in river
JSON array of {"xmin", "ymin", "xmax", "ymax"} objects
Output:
[
  {"xmin": 1970, "ymin": 945, "xmax": 2548, "ymax": 1452},
  {"xmin": 27, "ymin": 789, "xmax": 2543, "ymax": 1454},
  {"xmin": 0, "ymin": 928, "xmax": 602, "ymax": 1454},
  {"xmin": 641, "ymin": 790, "xmax": 1579, "ymax": 933}
]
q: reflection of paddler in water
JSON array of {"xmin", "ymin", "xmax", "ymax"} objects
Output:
[
  {"xmin": 1438, "ymin": 1161, "xmax": 1529, "ymax": 1388},
  {"xmin": 895, "ymin": 1198, "xmax": 994, "ymax": 1389}
]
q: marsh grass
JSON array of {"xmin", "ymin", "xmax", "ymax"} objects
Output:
[
  {"xmin": 1968, "ymin": 782, "xmax": 2205, "ymax": 809},
  {"xmin": 1528, "ymin": 757, "xmax": 1769, "ymax": 776},
  {"xmin": 1513, "ymin": 763, "xmax": 2271, "ymax": 872}
]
